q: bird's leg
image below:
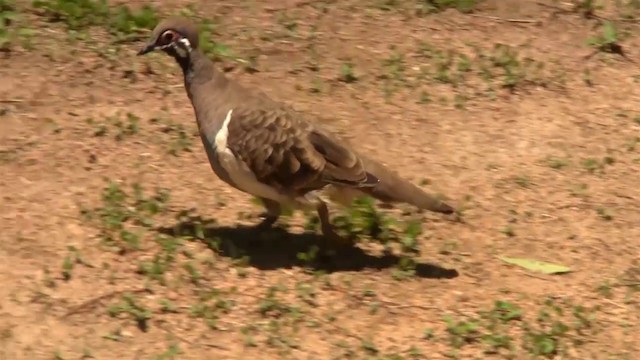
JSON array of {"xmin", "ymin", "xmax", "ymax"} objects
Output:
[
  {"xmin": 314, "ymin": 197, "xmax": 354, "ymax": 249},
  {"xmin": 254, "ymin": 197, "xmax": 281, "ymax": 231}
]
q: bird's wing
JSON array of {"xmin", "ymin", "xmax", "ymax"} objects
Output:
[{"xmin": 224, "ymin": 106, "xmax": 378, "ymax": 194}]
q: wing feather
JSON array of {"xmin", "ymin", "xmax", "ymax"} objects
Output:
[{"xmin": 225, "ymin": 106, "xmax": 377, "ymax": 194}]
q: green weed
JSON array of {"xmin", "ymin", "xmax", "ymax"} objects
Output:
[
  {"xmin": 521, "ymin": 299, "xmax": 598, "ymax": 357},
  {"xmin": 442, "ymin": 299, "xmax": 598, "ymax": 357},
  {"xmin": 108, "ymin": 292, "xmax": 153, "ymax": 331},
  {"xmin": 190, "ymin": 288, "xmax": 235, "ymax": 330},
  {"xmin": 82, "ymin": 180, "xmax": 170, "ymax": 254},
  {"xmin": 153, "ymin": 344, "xmax": 182, "ymax": 360},
  {"xmin": 545, "ymin": 156, "xmax": 570, "ymax": 170},
  {"xmin": 33, "ymin": 0, "xmax": 158, "ymax": 42},
  {"xmin": 87, "ymin": 112, "xmax": 141, "ymax": 141},
  {"xmin": 587, "ymin": 21, "xmax": 628, "ymax": 59},
  {"xmin": 332, "ymin": 197, "xmax": 395, "ymax": 241},
  {"xmin": 445, "ymin": 315, "xmax": 481, "ymax": 348},
  {"xmin": 32, "ymin": 0, "xmax": 110, "ymax": 30},
  {"xmin": 0, "ymin": 0, "xmax": 34, "ymax": 51},
  {"xmin": 416, "ymin": 0, "xmax": 480, "ymax": 15},
  {"xmin": 197, "ymin": 19, "xmax": 233, "ymax": 61},
  {"xmin": 109, "ymin": 4, "xmax": 157, "ymax": 42},
  {"xmin": 61, "ymin": 245, "xmax": 84, "ymax": 281},
  {"xmin": 150, "ymin": 116, "xmax": 195, "ymax": 156},
  {"xmin": 339, "ymin": 62, "xmax": 358, "ymax": 83}
]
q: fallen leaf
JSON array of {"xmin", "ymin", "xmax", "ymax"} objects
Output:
[{"xmin": 498, "ymin": 256, "xmax": 572, "ymax": 275}]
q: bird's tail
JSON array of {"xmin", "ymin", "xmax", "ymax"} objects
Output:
[{"xmin": 356, "ymin": 155, "xmax": 455, "ymax": 214}]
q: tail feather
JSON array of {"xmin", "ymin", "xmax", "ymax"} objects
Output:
[{"xmin": 357, "ymin": 154, "xmax": 455, "ymax": 214}]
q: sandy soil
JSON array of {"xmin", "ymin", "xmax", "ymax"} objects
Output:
[{"xmin": 1, "ymin": 0, "xmax": 639, "ymax": 359}]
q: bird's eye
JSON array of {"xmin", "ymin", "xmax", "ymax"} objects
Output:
[{"xmin": 161, "ymin": 30, "xmax": 176, "ymax": 43}]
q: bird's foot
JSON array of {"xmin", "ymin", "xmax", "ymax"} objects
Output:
[
  {"xmin": 245, "ymin": 213, "xmax": 281, "ymax": 247},
  {"xmin": 253, "ymin": 198, "xmax": 282, "ymax": 233},
  {"xmin": 251, "ymin": 214, "xmax": 279, "ymax": 233},
  {"xmin": 319, "ymin": 225, "xmax": 355, "ymax": 257}
]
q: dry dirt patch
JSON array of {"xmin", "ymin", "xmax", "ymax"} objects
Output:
[{"xmin": 1, "ymin": 0, "xmax": 639, "ymax": 359}]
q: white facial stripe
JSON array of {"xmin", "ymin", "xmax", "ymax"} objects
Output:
[
  {"xmin": 157, "ymin": 37, "xmax": 192, "ymax": 54},
  {"xmin": 178, "ymin": 38, "xmax": 192, "ymax": 52}
]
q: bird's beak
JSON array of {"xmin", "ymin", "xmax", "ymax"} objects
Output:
[{"xmin": 137, "ymin": 43, "xmax": 156, "ymax": 56}]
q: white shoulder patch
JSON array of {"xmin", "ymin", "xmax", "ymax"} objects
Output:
[{"xmin": 214, "ymin": 109, "xmax": 234, "ymax": 150}]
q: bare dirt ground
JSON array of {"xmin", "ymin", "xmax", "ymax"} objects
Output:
[{"xmin": 1, "ymin": 0, "xmax": 640, "ymax": 359}]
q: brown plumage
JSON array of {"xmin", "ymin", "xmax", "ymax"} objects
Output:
[
  {"xmin": 138, "ymin": 17, "xmax": 455, "ymax": 247},
  {"xmin": 326, "ymin": 154, "xmax": 454, "ymax": 214}
]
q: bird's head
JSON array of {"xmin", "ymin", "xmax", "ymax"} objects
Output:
[{"xmin": 137, "ymin": 17, "xmax": 200, "ymax": 59}]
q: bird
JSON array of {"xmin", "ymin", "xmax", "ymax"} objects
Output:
[{"xmin": 137, "ymin": 17, "xmax": 455, "ymax": 248}]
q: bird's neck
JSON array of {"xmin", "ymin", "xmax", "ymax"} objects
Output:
[
  {"xmin": 176, "ymin": 49, "xmax": 234, "ymax": 137},
  {"xmin": 178, "ymin": 49, "xmax": 228, "ymax": 100}
]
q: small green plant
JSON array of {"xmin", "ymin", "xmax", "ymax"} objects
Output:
[
  {"xmin": 295, "ymin": 281, "xmax": 318, "ymax": 307},
  {"xmin": 627, "ymin": 136, "xmax": 640, "ymax": 151},
  {"xmin": 360, "ymin": 339, "xmax": 379, "ymax": 354},
  {"xmin": 149, "ymin": 116, "xmax": 195, "ymax": 156},
  {"xmin": 33, "ymin": 0, "xmax": 158, "ymax": 40},
  {"xmin": 258, "ymin": 286, "xmax": 298, "ymax": 318},
  {"xmin": 417, "ymin": 90, "xmax": 431, "ymax": 104},
  {"xmin": 423, "ymin": 328, "xmax": 435, "ymax": 340},
  {"xmin": 596, "ymin": 207, "xmax": 613, "ymax": 221},
  {"xmin": 587, "ymin": 21, "xmax": 627, "ymax": 58},
  {"xmin": 339, "ymin": 62, "xmax": 358, "ymax": 83},
  {"xmin": 382, "ymin": 51, "xmax": 406, "ymax": 82},
  {"xmin": 158, "ymin": 298, "xmax": 178, "ymax": 313},
  {"xmin": 197, "ymin": 19, "xmax": 233, "ymax": 61},
  {"xmin": 137, "ymin": 248, "xmax": 172, "ymax": 285},
  {"xmin": 521, "ymin": 298, "xmax": 598, "ymax": 357},
  {"xmin": 392, "ymin": 221, "xmax": 423, "ymax": 280},
  {"xmin": 114, "ymin": 113, "xmax": 139, "ymax": 140},
  {"xmin": 296, "ymin": 245, "xmax": 320, "ymax": 265},
  {"xmin": 183, "ymin": 261, "xmax": 201, "ymax": 285},
  {"xmin": 87, "ymin": 112, "xmax": 141, "ymax": 141},
  {"xmin": 445, "ymin": 315, "xmax": 481, "ymax": 348},
  {"xmin": 513, "ymin": 175, "xmax": 531, "ymax": 188},
  {"xmin": 500, "ymin": 224, "xmax": 515, "ymax": 237},
  {"xmin": 190, "ymin": 288, "xmax": 235, "ymax": 329},
  {"xmin": 82, "ymin": 181, "xmax": 170, "ymax": 254},
  {"xmin": 32, "ymin": 0, "xmax": 110, "ymax": 30},
  {"xmin": 332, "ymin": 196, "xmax": 397, "ymax": 244},
  {"xmin": 166, "ymin": 125, "xmax": 193, "ymax": 155},
  {"xmin": 414, "ymin": 41, "xmax": 552, "ymax": 107},
  {"xmin": 416, "ymin": 0, "xmax": 480, "ymax": 15},
  {"xmin": 109, "ymin": 4, "xmax": 157, "ymax": 42},
  {"xmin": 153, "ymin": 344, "xmax": 182, "ymax": 360},
  {"xmin": 61, "ymin": 248, "xmax": 76, "ymax": 281},
  {"xmin": 439, "ymin": 299, "xmax": 599, "ymax": 357},
  {"xmin": 432, "ymin": 50, "xmax": 455, "ymax": 84},
  {"xmin": 581, "ymin": 156, "xmax": 613, "ymax": 174},
  {"xmin": 477, "ymin": 301, "xmax": 522, "ymax": 354},
  {"xmin": 581, "ymin": 158, "xmax": 600, "ymax": 173},
  {"xmin": 546, "ymin": 156, "xmax": 570, "ymax": 170},
  {"xmin": 60, "ymin": 246, "xmax": 89, "ymax": 282},
  {"xmin": 107, "ymin": 292, "xmax": 153, "ymax": 331},
  {"xmin": 0, "ymin": 0, "xmax": 16, "ymax": 50},
  {"xmin": 574, "ymin": 0, "xmax": 598, "ymax": 18},
  {"xmin": 490, "ymin": 44, "xmax": 525, "ymax": 90},
  {"xmin": 379, "ymin": 49, "xmax": 413, "ymax": 98},
  {"xmin": 0, "ymin": 0, "xmax": 34, "ymax": 51}
]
